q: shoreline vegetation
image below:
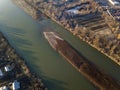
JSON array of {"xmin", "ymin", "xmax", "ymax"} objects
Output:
[
  {"xmin": 44, "ymin": 31, "xmax": 120, "ymax": 90},
  {"xmin": 12, "ymin": 0, "xmax": 120, "ymax": 66},
  {"xmin": 0, "ymin": 32, "xmax": 47, "ymax": 89}
]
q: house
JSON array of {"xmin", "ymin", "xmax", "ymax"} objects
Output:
[
  {"xmin": 108, "ymin": 0, "xmax": 119, "ymax": 6},
  {"xmin": 12, "ymin": 80, "xmax": 20, "ymax": 90},
  {"xmin": 4, "ymin": 65, "xmax": 13, "ymax": 72},
  {"xmin": 4, "ymin": 63, "xmax": 15, "ymax": 72},
  {"xmin": 0, "ymin": 86, "xmax": 9, "ymax": 90},
  {"xmin": 0, "ymin": 69, "xmax": 4, "ymax": 77}
]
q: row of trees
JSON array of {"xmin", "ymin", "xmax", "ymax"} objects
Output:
[{"xmin": 23, "ymin": 0, "xmax": 120, "ymax": 61}]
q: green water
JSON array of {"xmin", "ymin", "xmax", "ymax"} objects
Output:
[{"xmin": 0, "ymin": 0, "xmax": 120, "ymax": 90}]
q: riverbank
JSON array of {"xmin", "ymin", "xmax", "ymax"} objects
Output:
[
  {"xmin": 0, "ymin": 32, "xmax": 47, "ymax": 89},
  {"xmin": 12, "ymin": 0, "xmax": 120, "ymax": 66},
  {"xmin": 44, "ymin": 31, "xmax": 120, "ymax": 90}
]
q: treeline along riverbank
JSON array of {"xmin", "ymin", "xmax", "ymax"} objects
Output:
[{"xmin": 12, "ymin": 0, "xmax": 120, "ymax": 66}]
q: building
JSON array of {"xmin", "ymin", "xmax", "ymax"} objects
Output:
[
  {"xmin": 108, "ymin": 0, "xmax": 120, "ymax": 6},
  {"xmin": 107, "ymin": 8, "xmax": 120, "ymax": 20},
  {"xmin": 0, "ymin": 86, "xmax": 9, "ymax": 90},
  {"xmin": 0, "ymin": 69, "xmax": 4, "ymax": 77},
  {"xmin": 4, "ymin": 65, "xmax": 13, "ymax": 72},
  {"xmin": 12, "ymin": 80, "xmax": 20, "ymax": 90}
]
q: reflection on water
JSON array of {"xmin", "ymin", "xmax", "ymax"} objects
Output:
[
  {"xmin": 0, "ymin": 19, "xmax": 97, "ymax": 90},
  {"xmin": 0, "ymin": 0, "xmax": 119, "ymax": 90}
]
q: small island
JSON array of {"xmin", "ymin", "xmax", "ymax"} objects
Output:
[
  {"xmin": 12, "ymin": 0, "xmax": 120, "ymax": 66},
  {"xmin": 44, "ymin": 31, "xmax": 120, "ymax": 90},
  {"xmin": 0, "ymin": 32, "xmax": 47, "ymax": 90}
]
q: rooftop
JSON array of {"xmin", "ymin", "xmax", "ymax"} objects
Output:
[
  {"xmin": 108, "ymin": 0, "xmax": 120, "ymax": 6},
  {"xmin": 12, "ymin": 80, "xmax": 20, "ymax": 90},
  {"xmin": 0, "ymin": 69, "xmax": 4, "ymax": 77},
  {"xmin": 0, "ymin": 86, "xmax": 9, "ymax": 90}
]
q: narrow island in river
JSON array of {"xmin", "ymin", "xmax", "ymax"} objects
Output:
[
  {"xmin": 44, "ymin": 31, "xmax": 120, "ymax": 90},
  {"xmin": 0, "ymin": 32, "xmax": 47, "ymax": 90},
  {"xmin": 12, "ymin": 0, "xmax": 120, "ymax": 66}
]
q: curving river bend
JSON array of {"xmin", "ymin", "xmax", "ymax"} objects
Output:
[{"xmin": 0, "ymin": 0, "xmax": 120, "ymax": 90}]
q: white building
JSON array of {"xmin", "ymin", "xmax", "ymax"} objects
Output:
[
  {"xmin": 0, "ymin": 69, "xmax": 4, "ymax": 77},
  {"xmin": 4, "ymin": 65, "xmax": 12, "ymax": 72},
  {"xmin": 0, "ymin": 86, "xmax": 9, "ymax": 90},
  {"xmin": 12, "ymin": 80, "xmax": 20, "ymax": 90},
  {"xmin": 108, "ymin": 0, "xmax": 119, "ymax": 5}
]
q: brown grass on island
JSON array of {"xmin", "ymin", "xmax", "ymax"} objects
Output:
[{"xmin": 44, "ymin": 32, "xmax": 120, "ymax": 90}]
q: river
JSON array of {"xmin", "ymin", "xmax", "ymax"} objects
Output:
[{"xmin": 0, "ymin": 0, "xmax": 120, "ymax": 90}]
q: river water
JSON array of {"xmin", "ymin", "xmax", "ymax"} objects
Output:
[{"xmin": 0, "ymin": 0, "xmax": 120, "ymax": 90}]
